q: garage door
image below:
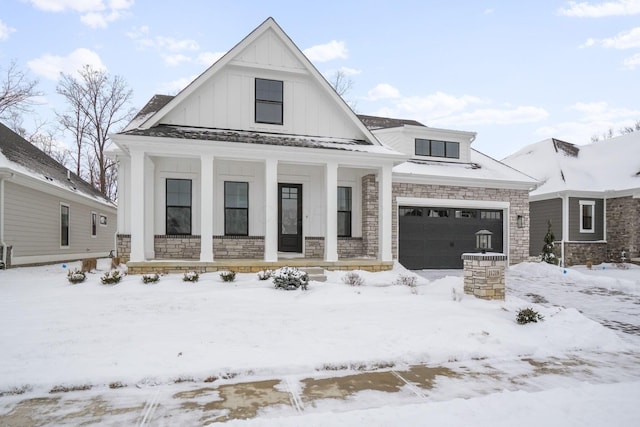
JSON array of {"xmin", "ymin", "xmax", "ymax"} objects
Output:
[{"xmin": 398, "ymin": 207, "xmax": 503, "ymax": 269}]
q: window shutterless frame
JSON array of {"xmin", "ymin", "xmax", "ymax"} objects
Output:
[
  {"xmin": 224, "ymin": 181, "xmax": 249, "ymax": 236},
  {"xmin": 579, "ymin": 200, "xmax": 595, "ymax": 233},
  {"xmin": 414, "ymin": 138, "xmax": 460, "ymax": 159},
  {"xmin": 255, "ymin": 78, "xmax": 283, "ymax": 125},
  {"xmin": 60, "ymin": 203, "xmax": 70, "ymax": 247},
  {"xmin": 91, "ymin": 212, "xmax": 97, "ymax": 237},
  {"xmin": 337, "ymin": 186, "xmax": 352, "ymax": 237},
  {"xmin": 165, "ymin": 178, "xmax": 192, "ymax": 235}
]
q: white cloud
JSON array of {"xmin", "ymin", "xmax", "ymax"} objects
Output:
[
  {"xmin": 337, "ymin": 66, "xmax": 361, "ymax": 76},
  {"xmin": 623, "ymin": 52, "xmax": 640, "ymax": 68},
  {"xmin": 163, "ymin": 53, "xmax": 191, "ymax": 67},
  {"xmin": 27, "ymin": 48, "xmax": 106, "ymax": 81},
  {"xmin": 394, "ymin": 92, "xmax": 483, "ymax": 118},
  {"xmin": 0, "ymin": 19, "xmax": 16, "ymax": 41},
  {"xmin": 303, "ymin": 40, "xmax": 348, "ymax": 62},
  {"xmin": 582, "ymin": 26, "xmax": 640, "ymax": 49},
  {"xmin": 128, "ymin": 28, "xmax": 202, "ymax": 65},
  {"xmin": 158, "ymin": 75, "xmax": 197, "ymax": 95},
  {"xmin": 197, "ymin": 51, "xmax": 225, "ymax": 66},
  {"xmin": 484, "ymin": 8, "xmax": 494, "ymax": 15},
  {"xmin": 559, "ymin": 0, "xmax": 640, "ymax": 17},
  {"xmin": 435, "ymin": 106, "xmax": 549, "ymax": 127},
  {"xmin": 367, "ymin": 84, "xmax": 401, "ymax": 101},
  {"xmin": 27, "ymin": 0, "xmax": 133, "ymax": 28},
  {"xmin": 570, "ymin": 101, "xmax": 640, "ymax": 120}
]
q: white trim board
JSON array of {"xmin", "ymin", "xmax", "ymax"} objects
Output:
[{"xmin": 396, "ymin": 197, "xmax": 510, "ymax": 209}]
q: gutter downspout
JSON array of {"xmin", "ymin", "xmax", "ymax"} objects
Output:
[
  {"xmin": 0, "ymin": 171, "xmax": 15, "ymax": 268},
  {"xmin": 561, "ymin": 194, "xmax": 569, "ymax": 267}
]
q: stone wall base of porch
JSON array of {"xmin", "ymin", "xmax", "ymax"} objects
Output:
[{"xmin": 126, "ymin": 259, "xmax": 393, "ymax": 275}]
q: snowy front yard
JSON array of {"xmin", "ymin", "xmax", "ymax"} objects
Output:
[{"xmin": 0, "ymin": 260, "xmax": 639, "ymax": 425}]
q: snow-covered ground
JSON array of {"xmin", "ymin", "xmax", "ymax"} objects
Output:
[{"xmin": 0, "ymin": 260, "xmax": 639, "ymax": 426}]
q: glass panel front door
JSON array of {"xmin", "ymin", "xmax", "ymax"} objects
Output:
[{"xmin": 278, "ymin": 183, "xmax": 302, "ymax": 252}]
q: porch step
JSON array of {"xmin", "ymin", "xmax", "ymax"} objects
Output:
[{"xmin": 300, "ymin": 267, "xmax": 327, "ymax": 282}]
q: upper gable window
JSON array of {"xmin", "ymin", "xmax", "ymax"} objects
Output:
[
  {"xmin": 415, "ymin": 139, "xmax": 460, "ymax": 159},
  {"xmin": 255, "ymin": 78, "xmax": 283, "ymax": 125}
]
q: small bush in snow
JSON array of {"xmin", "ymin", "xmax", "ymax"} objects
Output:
[
  {"xmin": 516, "ymin": 307, "xmax": 544, "ymax": 324},
  {"xmin": 219, "ymin": 270, "xmax": 236, "ymax": 282},
  {"xmin": 67, "ymin": 268, "xmax": 86, "ymax": 284},
  {"xmin": 393, "ymin": 274, "xmax": 417, "ymax": 288},
  {"xmin": 183, "ymin": 271, "xmax": 199, "ymax": 282},
  {"xmin": 100, "ymin": 270, "xmax": 122, "ymax": 285},
  {"xmin": 257, "ymin": 269, "xmax": 272, "ymax": 280},
  {"xmin": 272, "ymin": 266, "xmax": 309, "ymax": 290},
  {"xmin": 142, "ymin": 273, "xmax": 160, "ymax": 284},
  {"xmin": 342, "ymin": 271, "xmax": 365, "ymax": 287}
]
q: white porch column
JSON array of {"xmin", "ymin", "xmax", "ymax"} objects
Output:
[
  {"xmin": 324, "ymin": 162, "xmax": 338, "ymax": 262},
  {"xmin": 129, "ymin": 150, "xmax": 146, "ymax": 262},
  {"xmin": 200, "ymin": 154, "xmax": 214, "ymax": 262},
  {"xmin": 378, "ymin": 164, "xmax": 393, "ymax": 262},
  {"xmin": 264, "ymin": 158, "xmax": 278, "ymax": 261}
]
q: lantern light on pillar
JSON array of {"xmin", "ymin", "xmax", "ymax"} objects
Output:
[{"xmin": 475, "ymin": 229, "xmax": 493, "ymax": 253}]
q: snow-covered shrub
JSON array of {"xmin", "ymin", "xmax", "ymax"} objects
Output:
[
  {"xmin": 516, "ymin": 307, "xmax": 544, "ymax": 324},
  {"xmin": 183, "ymin": 271, "xmax": 199, "ymax": 282},
  {"xmin": 342, "ymin": 271, "xmax": 365, "ymax": 287},
  {"xmin": 272, "ymin": 266, "xmax": 309, "ymax": 290},
  {"xmin": 219, "ymin": 270, "xmax": 236, "ymax": 282},
  {"xmin": 393, "ymin": 274, "xmax": 417, "ymax": 288},
  {"xmin": 67, "ymin": 268, "xmax": 86, "ymax": 284},
  {"xmin": 257, "ymin": 269, "xmax": 272, "ymax": 280},
  {"xmin": 100, "ymin": 270, "xmax": 122, "ymax": 285},
  {"xmin": 142, "ymin": 273, "xmax": 160, "ymax": 284},
  {"xmin": 541, "ymin": 220, "xmax": 559, "ymax": 265}
]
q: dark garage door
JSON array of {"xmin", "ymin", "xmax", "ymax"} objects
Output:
[{"xmin": 399, "ymin": 206, "xmax": 503, "ymax": 269}]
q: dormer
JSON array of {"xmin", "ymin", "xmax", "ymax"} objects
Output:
[{"xmin": 360, "ymin": 115, "xmax": 476, "ymax": 164}]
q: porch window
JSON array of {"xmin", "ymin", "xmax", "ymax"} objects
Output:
[
  {"xmin": 338, "ymin": 186, "xmax": 352, "ymax": 237},
  {"xmin": 91, "ymin": 212, "xmax": 97, "ymax": 237},
  {"xmin": 255, "ymin": 78, "xmax": 283, "ymax": 125},
  {"xmin": 579, "ymin": 200, "xmax": 595, "ymax": 233},
  {"xmin": 166, "ymin": 179, "xmax": 192, "ymax": 235},
  {"xmin": 225, "ymin": 181, "xmax": 248, "ymax": 236},
  {"xmin": 61, "ymin": 204, "xmax": 70, "ymax": 247}
]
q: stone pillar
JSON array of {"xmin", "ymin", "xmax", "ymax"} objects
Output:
[{"xmin": 462, "ymin": 253, "xmax": 507, "ymax": 300}]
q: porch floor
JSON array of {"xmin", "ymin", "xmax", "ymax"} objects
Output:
[{"xmin": 126, "ymin": 258, "xmax": 394, "ymax": 275}]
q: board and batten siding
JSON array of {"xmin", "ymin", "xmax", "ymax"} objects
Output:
[
  {"xmin": 3, "ymin": 181, "xmax": 116, "ymax": 264},
  {"xmin": 529, "ymin": 198, "xmax": 563, "ymax": 256},
  {"xmin": 568, "ymin": 197, "xmax": 604, "ymax": 241}
]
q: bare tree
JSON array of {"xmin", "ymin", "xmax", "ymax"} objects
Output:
[
  {"xmin": 619, "ymin": 119, "xmax": 640, "ymax": 134},
  {"xmin": 329, "ymin": 69, "xmax": 357, "ymax": 111},
  {"xmin": 56, "ymin": 65, "xmax": 134, "ymax": 199},
  {"xmin": 0, "ymin": 60, "xmax": 42, "ymax": 120}
]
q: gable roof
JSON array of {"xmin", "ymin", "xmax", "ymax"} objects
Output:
[
  {"xmin": 0, "ymin": 122, "xmax": 113, "ymax": 205},
  {"xmin": 133, "ymin": 17, "xmax": 380, "ymax": 146},
  {"xmin": 502, "ymin": 133, "xmax": 640, "ymax": 197}
]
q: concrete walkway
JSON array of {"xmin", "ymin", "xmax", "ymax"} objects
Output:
[{"xmin": 2, "ymin": 350, "xmax": 639, "ymax": 426}]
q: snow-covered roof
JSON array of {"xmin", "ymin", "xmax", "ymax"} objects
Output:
[
  {"xmin": 502, "ymin": 133, "xmax": 640, "ymax": 197},
  {"xmin": 0, "ymin": 122, "xmax": 114, "ymax": 206},
  {"xmin": 393, "ymin": 148, "xmax": 538, "ymax": 189},
  {"xmin": 120, "ymin": 124, "xmax": 404, "ymax": 156}
]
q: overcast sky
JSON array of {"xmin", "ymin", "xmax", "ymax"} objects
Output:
[{"xmin": 1, "ymin": 0, "xmax": 639, "ymax": 159}]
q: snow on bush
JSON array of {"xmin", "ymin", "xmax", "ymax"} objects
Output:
[
  {"xmin": 219, "ymin": 270, "xmax": 236, "ymax": 282},
  {"xmin": 257, "ymin": 269, "xmax": 272, "ymax": 280},
  {"xmin": 100, "ymin": 270, "xmax": 122, "ymax": 285},
  {"xmin": 342, "ymin": 271, "xmax": 365, "ymax": 286},
  {"xmin": 67, "ymin": 268, "xmax": 86, "ymax": 284},
  {"xmin": 183, "ymin": 271, "xmax": 199, "ymax": 282},
  {"xmin": 516, "ymin": 307, "xmax": 544, "ymax": 324},
  {"xmin": 272, "ymin": 266, "xmax": 309, "ymax": 290},
  {"xmin": 393, "ymin": 274, "xmax": 417, "ymax": 288},
  {"xmin": 142, "ymin": 273, "xmax": 160, "ymax": 284}
]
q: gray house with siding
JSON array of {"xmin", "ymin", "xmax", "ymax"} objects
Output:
[
  {"xmin": 504, "ymin": 135, "xmax": 640, "ymax": 266},
  {"xmin": 0, "ymin": 123, "xmax": 117, "ymax": 267}
]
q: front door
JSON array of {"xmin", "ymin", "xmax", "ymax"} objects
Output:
[{"xmin": 278, "ymin": 183, "xmax": 303, "ymax": 252}]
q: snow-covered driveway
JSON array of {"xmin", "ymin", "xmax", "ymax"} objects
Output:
[{"xmin": 507, "ymin": 263, "xmax": 640, "ymax": 341}]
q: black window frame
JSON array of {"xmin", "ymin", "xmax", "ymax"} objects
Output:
[
  {"xmin": 166, "ymin": 178, "xmax": 192, "ymax": 235},
  {"xmin": 91, "ymin": 212, "xmax": 97, "ymax": 237},
  {"xmin": 337, "ymin": 186, "xmax": 352, "ymax": 237},
  {"xmin": 61, "ymin": 204, "xmax": 69, "ymax": 247},
  {"xmin": 224, "ymin": 181, "xmax": 249, "ymax": 236},
  {"xmin": 415, "ymin": 139, "xmax": 460, "ymax": 159},
  {"xmin": 255, "ymin": 78, "xmax": 283, "ymax": 125}
]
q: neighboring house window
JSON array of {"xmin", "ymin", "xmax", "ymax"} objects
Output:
[
  {"xmin": 166, "ymin": 179, "xmax": 192, "ymax": 235},
  {"xmin": 100, "ymin": 214, "xmax": 107, "ymax": 226},
  {"xmin": 91, "ymin": 212, "xmax": 97, "ymax": 237},
  {"xmin": 255, "ymin": 78, "xmax": 283, "ymax": 125},
  {"xmin": 225, "ymin": 181, "xmax": 248, "ymax": 236},
  {"xmin": 61, "ymin": 204, "xmax": 70, "ymax": 247},
  {"xmin": 414, "ymin": 139, "xmax": 460, "ymax": 159},
  {"xmin": 579, "ymin": 200, "xmax": 595, "ymax": 233},
  {"xmin": 338, "ymin": 186, "xmax": 352, "ymax": 237}
]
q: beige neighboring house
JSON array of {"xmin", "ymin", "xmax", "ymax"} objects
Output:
[
  {"xmin": 110, "ymin": 17, "xmax": 536, "ymax": 273},
  {"xmin": 0, "ymin": 122, "xmax": 117, "ymax": 268}
]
